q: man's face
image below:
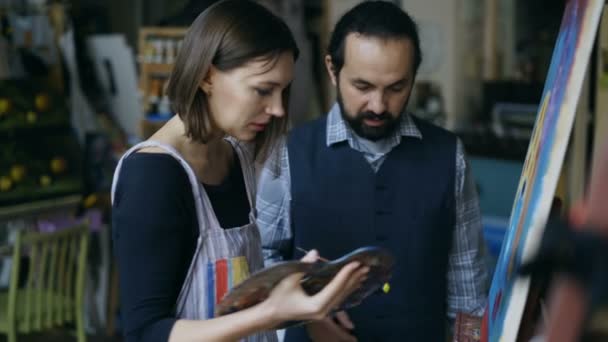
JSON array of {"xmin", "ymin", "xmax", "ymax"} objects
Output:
[{"xmin": 326, "ymin": 34, "xmax": 416, "ymax": 141}]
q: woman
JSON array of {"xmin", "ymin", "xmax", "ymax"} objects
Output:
[{"xmin": 111, "ymin": 1, "xmax": 368, "ymax": 341}]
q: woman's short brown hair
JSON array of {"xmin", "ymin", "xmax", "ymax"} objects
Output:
[{"xmin": 166, "ymin": 0, "xmax": 299, "ymax": 161}]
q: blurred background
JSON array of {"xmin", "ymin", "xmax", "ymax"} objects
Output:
[{"xmin": 0, "ymin": 0, "xmax": 606, "ymax": 340}]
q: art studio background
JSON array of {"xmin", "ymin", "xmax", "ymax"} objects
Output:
[{"xmin": 1, "ymin": 0, "xmax": 606, "ymax": 341}]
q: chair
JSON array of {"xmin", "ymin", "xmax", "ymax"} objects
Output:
[{"xmin": 0, "ymin": 224, "xmax": 89, "ymax": 342}]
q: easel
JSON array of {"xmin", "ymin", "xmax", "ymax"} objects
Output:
[{"xmin": 514, "ymin": 3, "xmax": 608, "ymax": 341}]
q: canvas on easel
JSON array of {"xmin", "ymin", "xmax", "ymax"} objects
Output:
[{"xmin": 481, "ymin": 1, "xmax": 605, "ymax": 341}]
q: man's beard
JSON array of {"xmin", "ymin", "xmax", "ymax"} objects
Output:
[{"xmin": 336, "ymin": 87, "xmax": 404, "ymax": 141}]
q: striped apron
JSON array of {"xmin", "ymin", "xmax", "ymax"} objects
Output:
[{"xmin": 112, "ymin": 139, "xmax": 277, "ymax": 342}]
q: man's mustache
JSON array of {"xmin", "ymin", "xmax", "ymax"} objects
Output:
[{"xmin": 358, "ymin": 111, "xmax": 392, "ymax": 121}]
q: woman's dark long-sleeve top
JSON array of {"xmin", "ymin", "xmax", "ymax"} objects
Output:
[{"xmin": 112, "ymin": 152, "xmax": 250, "ymax": 341}]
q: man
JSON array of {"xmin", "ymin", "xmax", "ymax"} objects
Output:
[{"xmin": 257, "ymin": 2, "xmax": 488, "ymax": 341}]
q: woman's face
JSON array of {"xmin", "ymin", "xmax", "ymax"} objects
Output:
[{"xmin": 202, "ymin": 52, "xmax": 295, "ymax": 141}]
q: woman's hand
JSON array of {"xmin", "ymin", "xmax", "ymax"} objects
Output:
[
  {"xmin": 169, "ymin": 250, "xmax": 367, "ymax": 341},
  {"xmin": 259, "ymin": 250, "xmax": 369, "ymax": 325}
]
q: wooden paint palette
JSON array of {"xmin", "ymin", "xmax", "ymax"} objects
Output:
[{"xmin": 215, "ymin": 246, "xmax": 394, "ymax": 327}]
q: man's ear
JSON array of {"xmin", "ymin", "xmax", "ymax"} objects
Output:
[
  {"xmin": 324, "ymin": 55, "xmax": 338, "ymax": 86},
  {"xmin": 200, "ymin": 66, "xmax": 216, "ymax": 95}
]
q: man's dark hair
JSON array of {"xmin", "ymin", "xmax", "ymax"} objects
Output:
[{"xmin": 327, "ymin": 1, "xmax": 422, "ymax": 76}]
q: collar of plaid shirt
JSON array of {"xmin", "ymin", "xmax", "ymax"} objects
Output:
[{"xmin": 325, "ymin": 102, "xmax": 423, "ymax": 147}]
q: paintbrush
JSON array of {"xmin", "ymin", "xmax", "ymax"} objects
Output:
[{"xmin": 296, "ymin": 246, "xmax": 330, "ymax": 262}]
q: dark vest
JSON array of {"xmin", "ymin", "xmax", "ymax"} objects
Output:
[{"xmin": 285, "ymin": 116, "xmax": 456, "ymax": 342}]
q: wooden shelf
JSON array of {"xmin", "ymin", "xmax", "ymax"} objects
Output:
[
  {"xmin": 138, "ymin": 26, "xmax": 187, "ymax": 138},
  {"xmin": 0, "ymin": 115, "xmax": 70, "ymax": 136},
  {"xmin": 0, "ymin": 194, "xmax": 82, "ymax": 221},
  {"xmin": 0, "ymin": 177, "xmax": 83, "ymax": 205},
  {"xmin": 139, "ymin": 27, "xmax": 188, "ymax": 38},
  {"xmin": 140, "ymin": 63, "xmax": 174, "ymax": 75}
]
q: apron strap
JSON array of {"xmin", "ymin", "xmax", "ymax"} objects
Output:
[{"xmin": 111, "ymin": 140, "xmax": 207, "ymax": 238}]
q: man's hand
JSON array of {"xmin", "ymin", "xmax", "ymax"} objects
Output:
[
  {"xmin": 452, "ymin": 312, "xmax": 482, "ymax": 342},
  {"xmin": 306, "ymin": 311, "xmax": 357, "ymax": 342}
]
